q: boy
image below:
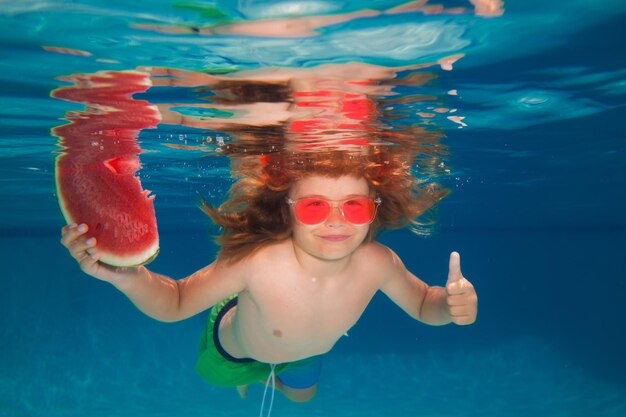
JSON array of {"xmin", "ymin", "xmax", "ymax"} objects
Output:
[{"xmin": 60, "ymin": 150, "xmax": 477, "ymax": 403}]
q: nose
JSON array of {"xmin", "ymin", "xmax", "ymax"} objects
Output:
[{"xmin": 325, "ymin": 204, "xmax": 345, "ymax": 228}]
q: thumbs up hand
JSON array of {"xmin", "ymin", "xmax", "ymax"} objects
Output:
[{"xmin": 446, "ymin": 252, "xmax": 478, "ymax": 325}]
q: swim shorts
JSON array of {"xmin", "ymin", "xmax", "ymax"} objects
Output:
[{"xmin": 195, "ymin": 295, "xmax": 322, "ymax": 389}]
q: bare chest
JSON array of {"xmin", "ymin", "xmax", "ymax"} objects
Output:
[{"xmin": 237, "ymin": 266, "xmax": 380, "ymax": 359}]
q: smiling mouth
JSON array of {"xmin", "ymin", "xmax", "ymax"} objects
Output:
[{"xmin": 320, "ymin": 235, "xmax": 350, "ymax": 242}]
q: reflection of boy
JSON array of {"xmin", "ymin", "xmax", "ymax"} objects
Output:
[
  {"xmin": 147, "ymin": 61, "xmax": 457, "ymax": 150},
  {"xmin": 61, "ymin": 149, "xmax": 477, "ymax": 404}
]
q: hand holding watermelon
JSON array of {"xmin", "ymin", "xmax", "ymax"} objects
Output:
[{"xmin": 61, "ymin": 223, "xmax": 139, "ymax": 283}]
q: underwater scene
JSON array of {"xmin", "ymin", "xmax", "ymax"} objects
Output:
[{"xmin": 1, "ymin": 0, "xmax": 625, "ymax": 416}]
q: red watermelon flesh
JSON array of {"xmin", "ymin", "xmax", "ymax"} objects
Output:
[{"xmin": 53, "ymin": 70, "xmax": 161, "ymax": 266}]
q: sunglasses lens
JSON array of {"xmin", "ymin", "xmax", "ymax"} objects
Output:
[
  {"xmin": 342, "ymin": 198, "xmax": 375, "ymax": 225},
  {"xmin": 294, "ymin": 198, "xmax": 331, "ymax": 225}
]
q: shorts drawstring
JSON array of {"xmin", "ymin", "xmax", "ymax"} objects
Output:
[{"xmin": 259, "ymin": 363, "xmax": 276, "ymax": 417}]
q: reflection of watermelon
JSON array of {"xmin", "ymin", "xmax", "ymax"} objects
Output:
[{"xmin": 53, "ymin": 71, "xmax": 161, "ymax": 266}]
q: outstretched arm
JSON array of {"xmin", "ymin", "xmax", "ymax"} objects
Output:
[
  {"xmin": 380, "ymin": 249, "xmax": 477, "ymax": 326},
  {"xmin": 61, "ymin": 224, "xmax": 245, "ymax": 322}
]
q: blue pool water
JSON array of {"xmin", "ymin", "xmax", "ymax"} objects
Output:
[{"xmin": 1, "ymin": 1, "xmax": 625, "ymax": 416}]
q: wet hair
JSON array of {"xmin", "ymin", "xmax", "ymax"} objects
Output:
[{"xmin": 201, "ymin": 145, "xmax": 449, "ymax": 263}]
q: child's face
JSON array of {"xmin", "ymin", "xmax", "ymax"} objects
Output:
[{"xmin": 288, "ymin": 175, "xmax": 372, "ymax": 262}]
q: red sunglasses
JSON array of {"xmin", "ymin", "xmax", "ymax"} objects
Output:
[{"xmin": 287, "ymin": 196, "xmax": 381, "ymax": 226}]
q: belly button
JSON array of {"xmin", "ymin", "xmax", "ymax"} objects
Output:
[{"xmin": 273, "ymin": 329, "xmax": 283, "ymax": 337}]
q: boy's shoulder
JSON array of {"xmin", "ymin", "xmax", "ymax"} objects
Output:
[
  {"xmin": 351, "ymin": 242, "xmax": 407, "ymax": 285},
  {"xmin": 359, "ymin": 240, "xmax": 393, "ymax": 253},
  {"xmin": 354, "ymin": 241, "xmax": 398, "ymax": 265}
]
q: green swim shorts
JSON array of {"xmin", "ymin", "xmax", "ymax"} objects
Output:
[{"xmin": 195, "ymin": 295, "xmax": 322, "ymax": 388}]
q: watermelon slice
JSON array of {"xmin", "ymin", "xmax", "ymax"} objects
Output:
[{"xmin": 52, "ymin": 71, "xmax": 161, "ymax": 266}]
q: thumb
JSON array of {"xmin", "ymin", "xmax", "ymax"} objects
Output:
[{"xmin": 447, "ymin": 251, "xmax": 462, "ymax": 285}]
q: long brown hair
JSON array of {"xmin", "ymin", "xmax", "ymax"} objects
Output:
[{"xmin": 202, "ymin": 144, "xmax": 448, "ymax": 263}]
